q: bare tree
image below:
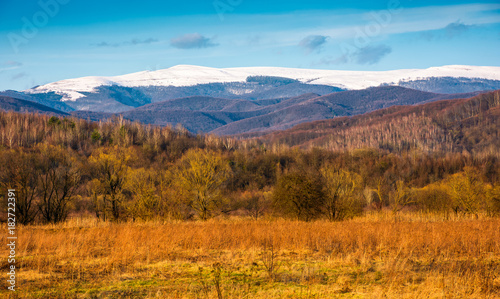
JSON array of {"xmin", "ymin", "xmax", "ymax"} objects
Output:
[
  {"xmin": 321, "ymin": 167, "xmax": 364, "ymax": 221},
  {"xmin": 37, "ymin": 145, "xmax": 80, "ymax": 223},
  {"xmin": 0, "ymin": 150, "xmax": 39, "ymax": 224},
  {"xmin": 390, "ymin": 180, "xmax": 415, "ymax": 215}
]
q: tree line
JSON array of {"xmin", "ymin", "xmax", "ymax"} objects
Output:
[{"xmin": 0, "ymin": 111, "xmax": 499, "ymax": 224}]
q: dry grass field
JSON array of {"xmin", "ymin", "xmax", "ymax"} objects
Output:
[{"xmin": 2, "ymin": 214, "xmax": 500, "ymax": 298}]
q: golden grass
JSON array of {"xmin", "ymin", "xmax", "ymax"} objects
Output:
[{"xmin": 2, "ymin": 215, "xmax": 500, "ymax": 298}]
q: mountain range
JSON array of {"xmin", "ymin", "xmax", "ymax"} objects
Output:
[{"xmin": 1, "ymin": 65, "xmax": 499, "ymax": 135}]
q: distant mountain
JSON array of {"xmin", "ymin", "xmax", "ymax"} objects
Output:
[
  {"xmin": 135, "ymin": 78, "xmax": 343, "ymax": 104},
  {"xmin": 119, "ymin": 96, "xmax": 252, "ymax": 132},
  {"xmin": 240, "ymin": 82, "xmax": 343, "ymax": 100},
  {"xmin": 104, "ymin": 86, "xmax": 482, "ymax": 134},
  {"xmin": 13, "ymin": 65, "xmax": 500, "ymax": 113},
  {"xmin": 3, "ymin": 64, "xmax": 500, "ymax": 136},
  {"xmin": 0, "ymin": 96, "xmax": 68, "ymax": 116},
  {"xmin": 134, "ymin": 96, "xmax": 260, "ymax": 112},
  {"xmin": 118, "ymin": 93, "xmax": 322, "ymax": 133},
  {"xmin": 74, "ymin": 85, "xmax": 152, "ymax": 112},
  {"xmin": 2, "ymin": 83, "xmax": 491, "ymax": 136},
  {"xmin": 23, "ymin": 79, "xmax": 343, "ymax": 113},
  {"xmin": 212, "ymin": 87, "xmax": 482, "ymax": 135},
  {"xmin": 256, "ymin": 90, "xmax": 500, "ymax": 154}
]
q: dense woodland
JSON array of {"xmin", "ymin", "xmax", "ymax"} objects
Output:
[{"xmin": 0, "ymin": 91, "xmax": 499, "ymax": 224}]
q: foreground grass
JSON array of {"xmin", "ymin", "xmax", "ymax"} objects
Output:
[{"xmin": 2, "ymin": 215, "xmax": 500, "ymax": 298}]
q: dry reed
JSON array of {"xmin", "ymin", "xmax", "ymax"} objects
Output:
[{"xmin": 1, "ymin": 216, "xmax": 499, "ymax": 298}]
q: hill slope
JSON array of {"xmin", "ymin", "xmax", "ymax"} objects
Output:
[
  {"xmin": 119, "ymin": 93, "xmax": 322, "ymax": 132},
  {"xmin": 212, "ymin": 87, "xmax": 481, "ymax": 135},
  {"xmin": 133, "ymin": 96, "xmax": 260, "ymax": 112},
  {"xmin": 257, "ymin": 90, "xmax": 500, "ymax": 154},
  {"xmin": 0, "ymin": 96, "xmax": 68, "ymax": 116}
]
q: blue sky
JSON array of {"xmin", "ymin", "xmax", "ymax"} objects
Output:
[{"xmin": 0, "ymin": 0, "xmax": 499, "ymax": 91}]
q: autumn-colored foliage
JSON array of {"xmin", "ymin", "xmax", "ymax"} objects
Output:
[
  {"xmin": 1, "ymin": 92, "xmax": 500, "ymax": 297},
  {"xmin": 173, "ymin": 149, "xmax": 232, "ymax": 220},
  {"xmin": 0, "ymin": 92, "xmax": 499, "ymax": 223}
]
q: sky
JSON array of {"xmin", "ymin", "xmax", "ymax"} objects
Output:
[{"xmin": 0, "ymin": 0, "xmax": 499, "ymax": 91}]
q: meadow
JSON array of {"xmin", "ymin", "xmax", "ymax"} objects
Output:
[
  {"xmin": 1, "ymin": 108, "xmax": 499, "ymax": 298},
  {"xmin": 2, "ymin": 213, "xmax": 500, "ymax": 298}
]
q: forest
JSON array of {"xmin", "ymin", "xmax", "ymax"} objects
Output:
[{"xmin": 1, "ymin": 91, "xmax": 499, "ymax": 224}]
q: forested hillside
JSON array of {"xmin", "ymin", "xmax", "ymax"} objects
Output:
[
  {"xmin": 1, "ymin": 89, "xmax": 499, "ymax": 224},
  {"xmin": 258, "ymin": 90, "xmax": 500, "ymax": 154}
]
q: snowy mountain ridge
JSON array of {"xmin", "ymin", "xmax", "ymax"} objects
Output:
[{"xmin": 25, "ymin": 65, "xmax": 500, "ymax": 102}]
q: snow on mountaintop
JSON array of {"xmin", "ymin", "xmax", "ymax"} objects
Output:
[{"xmin": 25, "ymin": 65, "xmax": 500, "ymax": 102}]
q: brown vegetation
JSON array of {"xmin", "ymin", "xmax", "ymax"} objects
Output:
[
  {"xmin": 0, "ymin": 91, "xmax": 499, "ymax": 297},
  {"xmin": 1, "ymin": 217, "xmax": 499, "ymax": 298},
  {"xmin": 1, "ymin": 92, "xmax": 500, "ymax": 223},
  {"xmin": 260, "ymin": 90, "xmax": 500, "ymax": 154}
]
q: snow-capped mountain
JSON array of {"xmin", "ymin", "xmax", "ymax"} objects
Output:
[
  {"xmin": 24, "ymin": 65, "xmax": 500, "ymax": 103},
  {"xmin": 3, "ymin": 64, "xmax": 499, "ymax": 134}
]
